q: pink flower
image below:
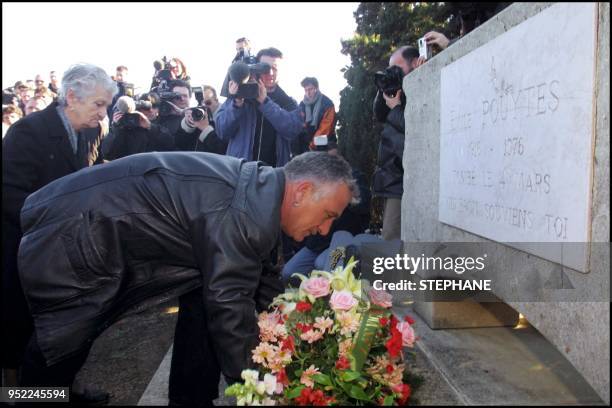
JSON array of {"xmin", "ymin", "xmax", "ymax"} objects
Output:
[
  {"xmin": 313, "ymin": 316, "xmax": 334, "ymax": 333},
  {"xmin": 369, "ymin": 288, "xmax": 393, "ymax": 308},
  {"xmin": 336, "ymin": 311, "xmax": 360, "ymax": 336},
  {"xmin": 300, "ymin": 365, "xmax": 320, "ymax": 388},
  {"xmin": 396, "ymin": 322, "xmax": 416, "ymax": 347},
  {"xmin": 302, "ymin": 277, "xmax": 331, "ymax": 298},
  {"xmin": 329, "ymin": 290, "xmax": 358, "ymax": 311},
  {"xmin": 300, "ymin": 329, "xmax": 324, "ymax": 344}
]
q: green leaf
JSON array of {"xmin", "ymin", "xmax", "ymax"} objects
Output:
[
  {"xmin": 383, "ymin": 395, "xmax": 395, "ymax": 406},
  {"xmin": 285, "ymin": 385, "xmax": 305, "ymax": 399},
  {"xmin": 348, "ymin": 385, "xmax": 371, "ymax": 401},
  {"xmin": 350, "ymin": 308, "xmax": 384, "ymax": 371},
  {"xmin": 340, "ymin": 370, "xmax": 362, "ymax": 382},
  {"xmin": 313, "ymin": 373, "xmax": 332, "ymax": 386}
]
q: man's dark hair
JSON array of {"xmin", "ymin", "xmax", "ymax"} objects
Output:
[
  {"xmin": 170, "ymin": 79, "xmax": 192, "ymax": 96},
  {"xmin": 203, "ymin": 85, "xmax": 217, "ymax": 98},
  {"xmin": 236, "ymin": 37, "xmax": 248, "ymax": 43},
  {"xmin": 256, "ymin": 47, "xmax": 283, "ymax": 61},
  {"xmin": 300, "ymin": 77, "xmax": 319, "ymax": 89},
  {"xmin": 116, "ymin": 65, "xmax": 128, "ymax": 72},
  {"xmin": 400, "ymin": 46, "xmax": 420, "ymax": 64}
]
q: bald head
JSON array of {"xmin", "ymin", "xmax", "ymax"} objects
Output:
[{"xmin": 389, "ymin": 46, "xmax": 420, "ymax": 76}]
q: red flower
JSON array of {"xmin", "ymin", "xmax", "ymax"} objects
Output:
[
  {"xmin": 281, "ymin": 336, "xmax": 295, "ymax": 352},
  {"xmin": 404, "ymin": 315, "xmax": 415, "ymax": 325},
  {"xmin": 296, "ymin": 323, "xmax": 313, "ymax": 333},
  {"xmin": 296, "ymin": 301, "xmax": 312, "ymax": 313},
  {"xmin": 390, "ymin": 315, "xmax": 399, "ymax": 329},
  {"xmin": 295, "ymin": 387, "xmax": 333, "ymax": 406},
  {"xmin": 386, "ymin": 326, "xmax": 403, "ymax": 358},
  {"xmin": 386, "ymin": 364, "xmax": 394, "ymax": 374},
  {"xmin": 295, "ymin": 387, "xmax": 312, "ymax": 405},
  {"xmin": 379, "ymin": 317, "xmax": 389, "ymax": 326},
  {"xmin": 335, "ymin": 356, "xmax": 351, "ymax": 370},
  {"xmin": 276, "ymin": 368, "xmax": 289, "ymax": 386},
  {"xmin": 393, "ymin": 383, "xmax": 412, "ymax": 405}
]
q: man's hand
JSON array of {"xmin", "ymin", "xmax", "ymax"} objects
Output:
[
  {"xmin": 134, "ymin": 111, "xmax": 151, "ymax": 129},
  {"xmin": 228, "ymin": 80, "xmax": 244, "ymax": 107},
  {"xmin": 383, "ymin": 89, "xmax": 402, "ymax": 110},
  {"xmin": 256, "ymin": 79, "xmax": 267, "ymax": 105},
  {"xmin": 184, "ymin": 109, "xmax": 210, "ymax": 131},
  {"xmin": 415, "ymin": 56, "xmax": 427, "ymax": 68},
  {"xmin": 113, "ymin": 111, "xmax": 151, "ymax": 129},
  {"xmin": 112, "ymin": 111, "xmax": 123, "ymax": 124},
  {"xmin": 424, "ymin": 31, "xmax": 450, "ymax": 50}
]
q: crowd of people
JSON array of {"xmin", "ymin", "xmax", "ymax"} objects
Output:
[{"xmin": 2, "ymin": 5, "xmax": 507, "ymax": 403}]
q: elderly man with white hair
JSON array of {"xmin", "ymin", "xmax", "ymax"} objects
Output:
[{"xmin": 2, "ymin": 63, "xmax": 116, "ymax": 403}]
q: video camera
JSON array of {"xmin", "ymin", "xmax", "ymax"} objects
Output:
[
  {"xmin": 373, "ymin": 65, "xmax": 404, "ymax": 98},
  {"xmin": 150, "ymin": 57, "xmax": 185, "ymax": 116},
  {"xmin": 114, "ymin": 93, "xmax": 160, "ymax": 130},
  {"xmin": 227, "ymin": 61, "xmax": 272, "ymax": 99},
  {"xmin": 220, "ymin": 49, "xmax": 271, "ymax": 98}
]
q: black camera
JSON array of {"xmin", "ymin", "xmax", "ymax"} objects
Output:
[
  {"xmin": 116, "ymin": 113, "xmax": 140, "ymax": 130},
  {"xmin": 227, "ymin": 61, "xmax": 272, "ymax": 99},
  {"xmin": 189, "ymin": 107, "xmax": 212, "ymax": 122},
  {"xmin": 374, "ymin": 65, "xmax": 404, "ymax": 97}
]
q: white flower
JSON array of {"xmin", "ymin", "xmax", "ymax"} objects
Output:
[
  {"xmin": 255, "ymin": 381, "xmax": 266, "ymax": 395},
  {"xmin": 263, "ymin": 373, "xmax": 278, "ymax": 395},
  {"xmin": 241, "ymin": 369, "xmax": 260, "ymax": 386}
]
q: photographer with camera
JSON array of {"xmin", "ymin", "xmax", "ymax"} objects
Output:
[
  {"xmin": 107, "ymin": 65, "xmax": 134, "ymax": 119},
  {"xmin": 215, "ymin": 47, "xmax": 302, "ymax": 167},
  {"xmin": 104, "ymin": 93, "xmax": 175, "ymax": 160},
  {"xmin": 174, "ymin": 86, "xmax": 227, "ymax": 154},
  {"xmin": 372, "ymin": 45, "xmax": 420, "ymax": 241}
]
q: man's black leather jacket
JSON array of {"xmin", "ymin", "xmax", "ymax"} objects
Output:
[{"xmin": 18, "ymin": 152, "xmax": 285, "ymax": 379}]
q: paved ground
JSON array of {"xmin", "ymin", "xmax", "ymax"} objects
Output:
[{"xmin": 75, "ymin": 299, "xmax": 179, "ymax": 406}]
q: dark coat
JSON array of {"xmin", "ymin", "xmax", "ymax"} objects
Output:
[
  {"xmin": 104, "ymin": 122, "xmax": 176, "ymax": 160},
  {"xmin": 2, "ymin": 101, "xmax": 107, "ymax": 366},
  {"xmin": 372, "ymin": 90, "xmax": 406, "ymax": 198},
  {"xmin": 17, "ymin": 152, "xmax": 285, "ymax": 380}
]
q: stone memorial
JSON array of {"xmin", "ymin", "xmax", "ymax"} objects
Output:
[{"xmin": 438, "ymin": 3, "xmax": 598, "ymax": 272}]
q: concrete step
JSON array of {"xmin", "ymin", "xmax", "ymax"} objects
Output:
[{"xmin": 395, "ymin": 303, "xmax": 606, "ymax": 405}]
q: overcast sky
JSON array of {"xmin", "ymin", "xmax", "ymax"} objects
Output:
[{"xmin": 2, "ymin": 2, "xmax": 358, "ymax": 107}]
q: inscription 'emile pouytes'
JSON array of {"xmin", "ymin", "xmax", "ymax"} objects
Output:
[
  {"xmin": 449, "ymin": 79, "xmax": 561, "ymax": 133},
  {"xmin": 445, "ymin": 196, "xmax": 569, "ymax": 239}
]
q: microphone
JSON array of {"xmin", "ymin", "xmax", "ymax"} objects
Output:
[
  {"xmin": 115, "ymin": 96, "xmax": 136, "ymax": 114},
  {"xmin": 228, "ymin": 62, "xmax": 251, "ymax": 84}
]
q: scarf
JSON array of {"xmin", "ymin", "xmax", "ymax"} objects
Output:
[{"xmin": 303, "ymin": 91, "xmax": 323, "ymax": 128}]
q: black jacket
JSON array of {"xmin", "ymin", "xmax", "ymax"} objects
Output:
[
  {"xmin": 17, "ymin": 152, "xmax": 285, "ymax": 379},
  {"xmin": 174, "ymin": 118, "xmax": 228, "ymax": 154},
  {"xmin": 372, "ymin": 90, "xmax": 406, "ymax": 198},
  {"xmin": 105, "ymin": 122, "xmax": 176, "ymax": 160}
]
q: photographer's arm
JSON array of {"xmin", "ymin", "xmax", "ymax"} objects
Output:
[
  {"xmin": 215, "ymin": 99, "xmax": 246, "ymax": 143},
  {"xmin": 373, "ymin": 90, "xmax": 390, "ymax": 123},
  {"xmin": 260, "ymin": 100, "xmax": 303, "ymax": 142}
]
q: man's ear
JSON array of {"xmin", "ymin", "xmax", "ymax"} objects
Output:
[{"xmin": 294, "ymin": 180, "xmax": 314, "ymax": 204}]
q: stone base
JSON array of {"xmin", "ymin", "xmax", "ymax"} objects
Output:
[{"xmin": 415, "ymin": 300, "xmax": 520, "ymax": 329}]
